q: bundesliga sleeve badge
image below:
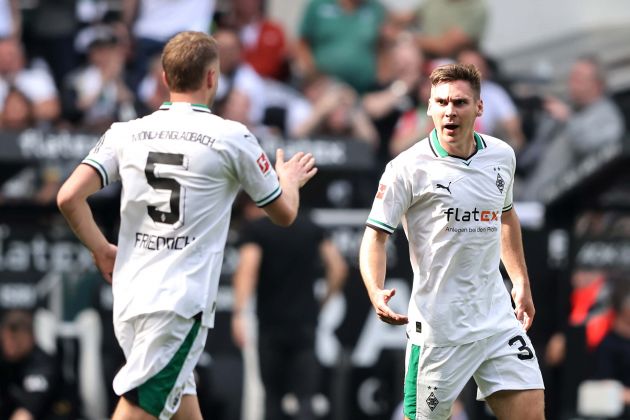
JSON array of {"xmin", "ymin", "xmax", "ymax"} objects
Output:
[{"xmin": 257, "ymin": 153, "xmax": 270, "ymax": 174}]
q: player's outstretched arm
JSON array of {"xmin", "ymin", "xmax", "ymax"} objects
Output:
[
  {"xmin": 501, "ymin": 208, "xmax": 534, "ymax": 330},
  {"xmin": 359, "ymin": 227, "xmax": 408, "ymax": 325},
  {"xmin": 263, "ymin": 149, "xmax": 317, "ymax": 226},
  {"xmin": 57, "ymin": 164, "xmax": 117, "ymax": 283}
]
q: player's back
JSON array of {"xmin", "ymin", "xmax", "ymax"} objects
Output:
[
  {"xmin": 85, "ymin": 102, "xmax": 280, "ymax": 326},
  {"xmin": 117, "ymin": 102, "xmax": 241, "ymax": 253}
]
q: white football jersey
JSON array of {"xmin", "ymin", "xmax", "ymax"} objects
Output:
[
  {"xmin": 83, "ymin": 102, "xmax": 281, "ymax": 327},
  {"xmin": 367, "ymin": 129, "xmax": 520, "ymax": 346}
]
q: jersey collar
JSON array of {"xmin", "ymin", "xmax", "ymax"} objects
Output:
[
  {"xmin": 159, "ymin": 102, "xmax": 212, "ymax": 114},
  {"xmin": 429, "ymin": 128, "xmax": 486, "ymax": 159}
]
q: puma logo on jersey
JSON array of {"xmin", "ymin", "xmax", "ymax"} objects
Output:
[{"xmin": 436, "ymin": 182, "xmax": 452, "ymax": 194}]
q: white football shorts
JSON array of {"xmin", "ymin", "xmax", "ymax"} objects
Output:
[
  {"xmin": 403, "ymin": 325, "xmax": 544, "ymax": 419},
  {"xmin": 113, "ymin": 311, "xmax": 208, "ymax": 419}
]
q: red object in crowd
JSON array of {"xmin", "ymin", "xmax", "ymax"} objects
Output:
[
  {"xmin": 243, "ymin": 21, "xmax": 286, "ymax": 80},
  {"xmin": 569, "ymin": 274, "xmax": 615, "ymax": 350}
]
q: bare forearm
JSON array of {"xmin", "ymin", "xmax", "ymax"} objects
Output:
[
  {"xmin": 359, "ymin": 228, "xmax": 388, "ymax": 300},
  {"xmin": 262, "ymin": 173, "xmax": 300, "ymax": 227},
  {"xmin": 278, "ymin": 177, "xmax": 299, "ymax": 219},
  {"xmin": 58, "ymin": 198, "xmax": 109, "ymax": 254},
  {"xmin": 359, "ymin": 227, "xmax": 407, "ymax": 324},
  {"xmin": 57, "ymin": 164, "xmax": 108, "ymax": 254}
]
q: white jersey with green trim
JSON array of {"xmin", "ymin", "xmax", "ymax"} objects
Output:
[
  {"xmin": 82, "ymin": 102, "xmax": 281, "ymax": 328},
  {"xmin": 367, "ymin": 130, "xmax": 519, "ymax": 346}
]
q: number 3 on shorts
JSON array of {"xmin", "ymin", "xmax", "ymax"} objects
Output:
[{"xmin": 508, "ymin": 335, "xmax": 534, "ymax": 360}]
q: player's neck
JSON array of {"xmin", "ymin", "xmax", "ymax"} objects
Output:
[
  {"xmin": 438, "ymin": 131, "xmax": 476, "ymax": 158},
  {"xmin": 169, "ymin": 91, "xmax": 210, "ymax": 108}
]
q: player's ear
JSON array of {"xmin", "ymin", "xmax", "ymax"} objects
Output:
[
  {"xmin": 427, "ymin": 98, "xmax": 432, "ymax": 116},
  {"xmin": 161, "ymin": 71, "xmax": 169, "ymax": 89},
  {"xmin": 206, "ymin": 68, "xmax": 215, "ymax": 88},
  {"xmin": 476, "ymin": 98, "xmax": 483, "ymax": 117},
  {"xmin": 207, "ymin": 66, "xmax": 219, "ymax": 90}
]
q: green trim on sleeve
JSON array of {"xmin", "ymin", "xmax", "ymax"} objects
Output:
[
  {"xmin": 82, "ymin": 158, "xmax": 108, "ymax": 187},
  {"xmin": 366, "ymin": 218, "xmax": 395, "ymax": 233},
  {"xmin": 256, "ymin": 186, "xmax": 282, "ymax": 207}
]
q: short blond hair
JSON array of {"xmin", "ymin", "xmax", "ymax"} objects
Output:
[
  {"xmin": 162, "ymin": 31, "xmax": 218, "ymax": 92},
  {"xmin": 430, "ymin": 63, "xmax": 481, "ymax": 98}
]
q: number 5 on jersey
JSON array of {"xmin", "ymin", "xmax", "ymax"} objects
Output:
[{"xmin": 144, "ymin": 152, "xmax": 187, "ymax": 227}]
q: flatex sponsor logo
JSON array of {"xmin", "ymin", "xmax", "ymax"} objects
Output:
[{"xmin": 443, "ymin": 207, "xmax": 500, "ymax": 222}]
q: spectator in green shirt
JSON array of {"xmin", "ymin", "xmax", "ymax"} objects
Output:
[{"xmin": 295, "ymin": 0, "xmax": 386, "ymax": 94}]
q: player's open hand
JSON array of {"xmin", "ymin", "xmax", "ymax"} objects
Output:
[
  {"xmin": 92, "ymin": 243, "xmax": 117, "ymax": 284},
  {"xmin": 511, "ymin": 282, "xmax": 535, "ymax": 331},
  {"xmin": 275, "ymin": 149, "xmax": 317, "ymax": 188},
  {"xmin": 371, "ymin": 288, "xmax": 408, "ymax": 325}
]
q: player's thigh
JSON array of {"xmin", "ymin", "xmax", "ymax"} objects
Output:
[
  {"xmin": 112, "ymin": 396, "xmax": 157, "ymax": 420},
  {"xmin": 113, "ymin": 312, "xmax": 208, "ymax": 419},
  {"xmin": 485, "ymin": 389, "xmax": 545, "ymax": 420},
  {"xmin": 403, "ymin": 340, "xmax": 481, "ymax": 420},
  {"xmin": 172, "ymin": 394, "xmax": 203, "ymax": 420},
  {"xmin": 473, "ymin": 326, "xmax": 544, "ymax": 401}
]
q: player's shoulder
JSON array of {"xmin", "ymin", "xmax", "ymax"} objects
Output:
[
  {"xmin": 222, "ymin": 122, "xmax": 261, "ymax": 155},
  {"xmin": 106, "ymin": 116, "xmax": 148, "ymax": 135},
  {"xmin": 214, "ymin": 116, "xmax": 251, "ymax": 139},
  {"xmin": 478, "ymin": 133, "xmax": 515, "ymax": 157},
  {"xmin": 391, "ymin": 136, "xmax": 433, "ymax": 166},
  {"xmin": 98, "ymin": 121, "xmax": 131, "ymax": 145}
]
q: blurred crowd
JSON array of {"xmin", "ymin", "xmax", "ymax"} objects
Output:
[
  {"xmin": 1, "ymin": 1, "xmax": 630, "ymax": 419},
  {"xmin": 0, "ymin": 0, "xmax": 627, "ymax": 205}
]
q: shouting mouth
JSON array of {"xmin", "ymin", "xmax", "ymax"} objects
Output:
[{"xmin": 444, "ymin": 123, "xmax": 459, "ymax": 134}]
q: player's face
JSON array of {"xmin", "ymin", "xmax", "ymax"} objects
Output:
[{"xmin": 428, "ymin": 80, "xmax": 483, "ymax": 151}]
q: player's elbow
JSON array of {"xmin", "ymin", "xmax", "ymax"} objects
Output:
[
  {"xmin": 56, "ymin": 184, "xmax": 77, "ymax": 215},
  {"xmin": 270, "ymin": 211, "xmax": 297, "ymax": 227}
]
